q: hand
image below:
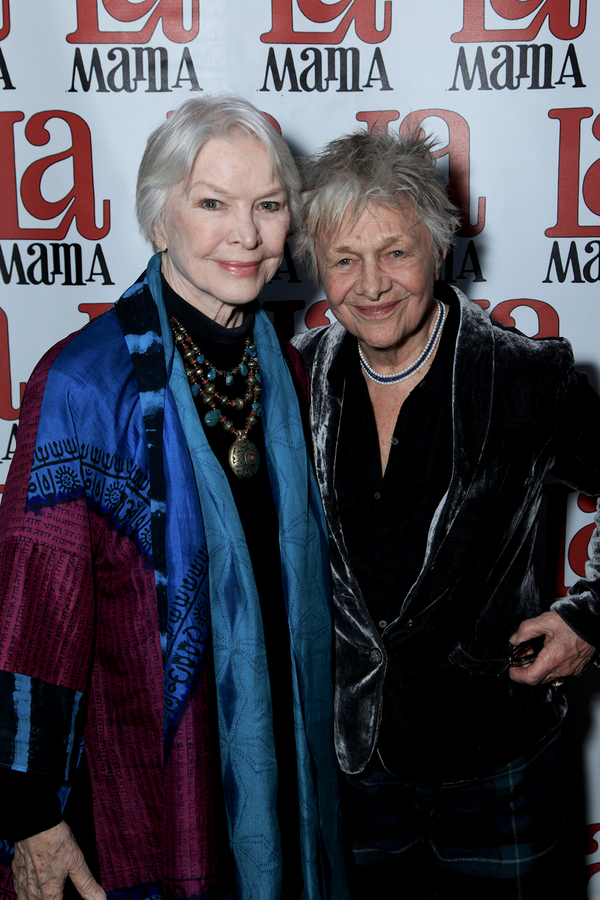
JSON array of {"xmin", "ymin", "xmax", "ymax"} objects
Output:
[
  {"xmin": 12, "ymin": 821, "xmax": 105, "ymax": 900},
  {"xmin": 509, "ymin": 610, "xmax": 595, "ymax": 686}
]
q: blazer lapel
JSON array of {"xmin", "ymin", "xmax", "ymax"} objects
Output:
[{"xmin": 401, "ymin": 291, "xmax": 496, "ymax": 614}]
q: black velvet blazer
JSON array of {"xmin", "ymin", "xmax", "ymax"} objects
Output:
[{"xmin": 292, "ymin": 289, "xmax": 600, "ymax": 784}]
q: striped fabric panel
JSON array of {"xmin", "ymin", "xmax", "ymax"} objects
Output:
[
  {"xmin": 0, "ymin": 670, "xmax": 84, "ymax": 781},
  {"xmin": 114, "ymin": 287, "xmax": 168, "ymax": 644}
]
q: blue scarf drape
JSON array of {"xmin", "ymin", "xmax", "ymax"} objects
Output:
[{"xmin": 142, "ymin": 255, "xmax": 345, "ymax": 900}]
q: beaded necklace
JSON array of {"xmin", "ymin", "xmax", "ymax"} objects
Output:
[
  {"xmin": 358, "ymin": 300, "xmax": 446, "ymax": 386},
  {"xmin": 170, "ymin": 315, "xmax": 262, "ymax": 479}
]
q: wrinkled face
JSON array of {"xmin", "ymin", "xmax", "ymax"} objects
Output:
[
  {"xmin": 154, "ymin": 134, "xmax": 290, "ymax": 327},
  {"xmin": 316, "ymin": 203, "xmax": 444, "ymax": 356}
]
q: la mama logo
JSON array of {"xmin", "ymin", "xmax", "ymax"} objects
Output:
[
  {"xmin": 66, "ymin": 0, "xmax": 202, "ymax": 94},
  {"xmin": 450, "ymin": 0, "xmax": 588, "ymax": 92},
  {"xmin": 543, "ymin": 107, "xmax": 600, "ymax": 286},
  {"xmin": 260, "ymin": 0, "xmax": 393, "ymax": 93},
  {"xmin": 0, "ymin": 109, "xmax": 113, "ymax": 292}
]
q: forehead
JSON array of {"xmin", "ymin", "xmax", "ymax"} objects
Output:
[
  {"xmin": 189, "ymin": 133, "xmax": 278, "ymax": 188},
  {"xmin": 318, "ymin": 202, "xmax": 429, "ymax": 255}
]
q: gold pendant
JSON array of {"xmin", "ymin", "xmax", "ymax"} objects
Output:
[{"xmin": 228, "ymin": 436, "xmax": 260, "ymax": 479}]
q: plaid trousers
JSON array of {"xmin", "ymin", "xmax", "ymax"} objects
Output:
[{"xmin": 343, "ymin": 728, "xmax": 568, "ymax": 899}]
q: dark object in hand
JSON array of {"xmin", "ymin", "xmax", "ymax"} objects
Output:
[{"xmin": 509, "ymin": 634, "xmax": 546, "ymax": 667}]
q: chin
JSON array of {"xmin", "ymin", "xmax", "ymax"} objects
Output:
[{"xmin": 359, "ymin": 330, "xmax": 402, "ymax": 351}]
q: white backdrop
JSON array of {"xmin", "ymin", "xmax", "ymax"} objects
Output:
[{"xmin": 1, "ymin": 1, "xmax": 600, "ymax": 892}]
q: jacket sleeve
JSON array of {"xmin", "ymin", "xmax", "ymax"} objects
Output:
[
  {"xmin": 0, "ymin": 337, "xmax": 95, "ymax": 787},
  {"xmin": 0, "ymin": 769, "xmax": 62, "ymax": 841},
  {"xmin": 550, "ymin": 363, "xmax": 600, "ymax": 649}
]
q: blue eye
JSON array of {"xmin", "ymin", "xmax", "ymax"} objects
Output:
[
  {"xmin": 391, "ymin": 250, "xmax": 404, "ymax": 258},
  {"xmin": 259, "ymin": 201, "xmax": 280, "ymax": 211},
  {"xmin": 201, "ymin": 199, "xmax": 221, "ymax": 210}
]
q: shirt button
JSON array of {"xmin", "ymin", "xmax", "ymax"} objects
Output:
[
  {"xmin": 406, "ymin": 619, "xmax": 414, "ymax": 627},
  {"xmin": 369, "ymin": 648, "xmax": 383, "ymax": 664},
  {"xmin": 378, "ymin": 620, "xmax": 387, "ymax": 630},
  {"xmin": 374, "ymin": 492, "xmax": 381, "ymax": 500},
  {"xmin": 390, "ymin": 437, "xmax": 399, "ymax": 446}
]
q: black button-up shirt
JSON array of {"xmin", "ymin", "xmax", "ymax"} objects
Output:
[{"xmin": 334, "ymin": 283, "xmax": 460, "ymax": 631}]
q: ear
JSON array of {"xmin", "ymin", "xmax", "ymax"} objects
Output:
[
  {"xmin": 152, "ymin": 211, "xmax": 169, "ymax": 252},
  {"xmin": 153, "ymin": 225, "xmax": 168, "ymax": 252},
  {"xmin": 434, "ymin": 249, "xmax": 446, "ymax": 281}
]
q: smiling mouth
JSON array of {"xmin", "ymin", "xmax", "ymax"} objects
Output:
[
  {"xmin": 354, "ymin": 300, "xmax": 400, "ymax": 319},
  {"xmin": 217, "ymin": 260, "xmax": 262, "ymax": 276}
]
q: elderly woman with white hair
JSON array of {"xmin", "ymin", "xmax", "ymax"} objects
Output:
[
  {"xmin": 0, "ymin": 97, "xmax": 346, "ymax": 900},
  {"xmin": 292, "ymin": 128, "xmax": 600, "ymax": 898}
]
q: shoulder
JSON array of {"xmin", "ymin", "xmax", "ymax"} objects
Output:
[
  {"xmin": 291, "ymin": 321, "xmax": 346, "ymax": 372},
  {"xmin": 20, "ymin": 308, "xmax": 141, "ymax": 444},
  {"xmin": 290, "ymin": 324, "xmax": 330, "ymax": 360},
  {"xmin": 453, "ymin": 287, "xmax": 575, "ymax": 380},
  {"xmin": 42, "ymin": 309, "xmax": 132, "ymax": 390}
]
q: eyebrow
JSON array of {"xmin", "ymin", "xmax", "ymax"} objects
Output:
[
  {"xmin": 187, "ymin": 179, "xmax": 286, "ymax": 199},
  {"xmin": 328, "ymin": 244, "xmax": 353, "ymax": 255},
  {"xmin": 328, "ymin": 233, "xmax": 406, "ymax": 255}
]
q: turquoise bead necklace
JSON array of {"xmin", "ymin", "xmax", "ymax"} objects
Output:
[{"xmin": 170, "ymin": 316, "xmax": 262, "ymax": 479}]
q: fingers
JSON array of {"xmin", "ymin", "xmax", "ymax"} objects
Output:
[
  {"xmin": 509, "ymin": 617, "xmax": 547, "ymax": 648},
  {"xmin": 509, "ymin": 654, "xmax": 552, "ymax": 686},
  {"xmin": 508, "ymin": 610, "xmax": 595, "ymax": 686},
  {"xmin": 12, "ymin": 821, "xmax": 105, "ymax": 900},
  {"xmin": 68, "ymin": 857, "xmax": 105, "ymax": 900}
]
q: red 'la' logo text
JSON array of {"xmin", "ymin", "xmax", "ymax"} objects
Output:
[
  {"xmin": 0, "ymin": 111, "xmax": 109, "ymax": 240},
  {"xmin": 0, "ymin": 309, "xmax": 24, "ymax": 422},
  {"xmin": 261, "ymin": 0, "xmax": 391, "ymax": 45},
  {"xmin": 452, "ymin": 0, "xmax": 587, "ymax": 43},
  {"xmin": 67, "ymin": 0, "xmax": 199, "ymax": 44},
  {"xmin": 546, "ymin": 108, "xmax": 600, "ymax": 237},
  {"xmin": 0, "ymin": 0, "xmax": 9, "ymax": 41},
  {"xmin": 586, "ymin": 823, "xmax": 600, "ymax": 886}
]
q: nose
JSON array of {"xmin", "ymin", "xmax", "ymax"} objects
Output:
[
  {"xmin": 229, "ymin": 209, "xmax": 262, "ymax": 250},
  {"xmin": 355, "ymin": 258, "xmax": 392, "ymax": 302}
]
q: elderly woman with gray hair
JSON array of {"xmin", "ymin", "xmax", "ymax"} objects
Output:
[
  {"xmin": 0, "ymin": 96, "xmax": 347, "ymax": 900},
  {"xmin": 292, "ymin": 128, "xmax": 600, "ymax": 898}
]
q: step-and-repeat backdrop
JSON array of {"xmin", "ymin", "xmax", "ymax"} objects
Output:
[{"xmin": 1, "ymin": 0, "xmax": 600, "ymax": 892}]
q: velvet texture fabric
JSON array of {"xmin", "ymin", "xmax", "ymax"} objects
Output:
[
  {"xmin": 292, "ymin": 287, "xmax": 600, "ymax": 784},
  {"xmin": 0, "ymin": 257, "xmax": 347, "ymax": 900}
]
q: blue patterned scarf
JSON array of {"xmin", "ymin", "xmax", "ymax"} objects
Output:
[{"xmin": 124, "ymin": 255, "xmax": 346, "ymax": 900}]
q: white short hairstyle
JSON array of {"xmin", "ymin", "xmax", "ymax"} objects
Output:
[
  {"xmin": 136, "ymin": 95, "xmax": 301, "ymax": 247},
  {"xmin": 295, "ymin": 128, "xmax": 461, "ymax": 281}
]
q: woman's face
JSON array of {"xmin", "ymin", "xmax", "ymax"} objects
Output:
[
  {"xmin": 154, "ymin": 133, "xmax": 290, "ymax": 327},
  {"xmin": 316, "ymin": 202, "xmax": 444, "ymax": 361}
]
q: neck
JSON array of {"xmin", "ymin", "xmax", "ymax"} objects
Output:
[
  {"xmin": 161, "ymin": 272, "xmax": 255, "ymax": 345},
  {"xmin": 161, "ymin": 256, "xmax": 246, "ymax": 329}
]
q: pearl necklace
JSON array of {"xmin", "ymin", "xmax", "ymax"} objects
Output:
[{"xmin": 358, "ymin": 300, "xmax": 446, "ymax": 386}]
